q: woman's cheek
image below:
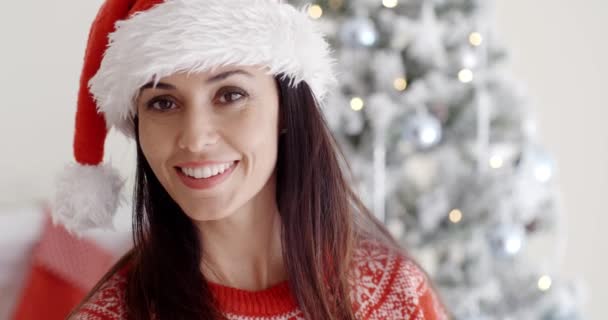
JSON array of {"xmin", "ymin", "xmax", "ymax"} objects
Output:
[
  {"xmin": 229, "ymin": 106, "xmax": 275, "ymax": 146},
  {"xmin": 140, "ymin": 120, "xmax": 173, "ymax": 170}
]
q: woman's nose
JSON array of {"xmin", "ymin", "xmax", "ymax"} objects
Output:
[{"xmin": 177, "ymin": 108, "xmax": 220, "ymax": 152}]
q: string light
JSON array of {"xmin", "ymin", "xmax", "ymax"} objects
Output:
[
  {"xmin": 469, "ymin": 32, "xmax": 483, "ymax": 46},
  {"xmin": 393, "ymin": 77, "xmax": 408, "ymax": 91},
  {"xmin": 458, "ymin": 68, "xmax": 474, "ymax": 83},
  {"xmin": 538, "ymin": 275, "xmax": 552, "ymax": 291},
  {"xmin": 308, "ymin": 5, "xmax": 323, "ymax": 19},
  {"xmin": 350, "ymin": 97, "xmax": 364, "ymax": 111},
  {"xmin": 489, "ymin": 155, "xmax": 504, "ymax": 169},
  {"xmin": 449, "ymin": 209, "xmax": 463, "ymax": 223},
  {"xmin": 382, "ymin": 0, "xmax": 399, "ymax": 8}
]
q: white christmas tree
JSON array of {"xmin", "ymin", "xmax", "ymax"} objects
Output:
[{"xmin": 289, "ymin": 0, "xmax": 585, "ymax": 318}]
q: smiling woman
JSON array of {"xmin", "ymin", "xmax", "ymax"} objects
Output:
[
  {"xmin": 136, "ymin": 67, "xmax": 280, "ymax": 223},
  {"xmin": 52, "ymin": 0, "xmax": 448, "ymax": 319}
]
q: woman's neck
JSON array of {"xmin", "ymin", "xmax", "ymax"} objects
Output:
[{"xmin": 195, "ymin": 181, "xmax": 287, "ymax": 291}]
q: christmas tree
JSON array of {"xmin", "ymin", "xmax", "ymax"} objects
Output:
[{"xmin": 289, "ymin": 0, "xmax": 585, "ymax": 318}]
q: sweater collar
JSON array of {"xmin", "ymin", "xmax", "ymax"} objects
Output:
[{"xmin": 207, "ymin": 279, "xmax": 298, "ymax": 316}]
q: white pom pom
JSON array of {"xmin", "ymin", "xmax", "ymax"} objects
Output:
[{"xmin": 52, "ymin": 163, "xmax": 125, "ymax": 235}]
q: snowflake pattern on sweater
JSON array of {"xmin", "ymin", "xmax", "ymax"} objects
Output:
[{"xmin": 73, "ymin": 240, "xmax": 447, "ymax": 320}]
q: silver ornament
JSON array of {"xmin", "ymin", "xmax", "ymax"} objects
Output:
[
  {"xmin": 520, "ymin": 145, "xmax": 555, "ymax": 183},
  {"xmin": 531, "ymin": 150, "xmax": 555, "ymax": 183},
  {"xmin": 339, "ymin": 16, "xmax": 378, "ymax": 48},
  {"xmin": 487, "ymin": 223, "xmax": 526, "ymax": 258},
  {"xmin": 401, "ymin": 111, "xmax": 442, "ymax": 150},
  {"xmin": 460, "ymin": 47, "xmax": 479, "ymax": 69}
]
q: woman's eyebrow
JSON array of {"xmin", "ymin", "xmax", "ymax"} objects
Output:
[
  {"xmin": 139, "ymin": 69, "xmax": 253, "ymax": 92},
  {"xmin": 140, "ymin": 82, "xmax": 176, "ymax": 92},
  {"xmin": 206, "ymin": 69, "xmax": 253, "ymax": 83}
]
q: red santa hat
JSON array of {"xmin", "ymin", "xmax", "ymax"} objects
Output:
[{"xmin": 52, "ymin": 0, "xmax": 336, "ymax": 234}]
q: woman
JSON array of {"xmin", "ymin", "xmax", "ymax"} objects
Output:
[{"xmin": 53, "ymin": 0, "xmax": 448, "ymax": 319}]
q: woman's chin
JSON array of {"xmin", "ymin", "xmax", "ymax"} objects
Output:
[{"xmin": 184, "ymin": 207, "xmax": 234, "ymax": 223}]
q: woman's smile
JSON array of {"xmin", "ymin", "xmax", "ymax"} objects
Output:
[{"xmin": 175, "ymin": 160, "xmax": 239, "ymax": 190}]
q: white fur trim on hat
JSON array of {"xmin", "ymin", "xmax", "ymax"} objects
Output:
[
  {"xmin": 52, "ymin": 163, "xmax": 125, "ymax": 235},
  {"xmin": 89, "ymin": 0, "xmax": 337, "ymax": 137}
]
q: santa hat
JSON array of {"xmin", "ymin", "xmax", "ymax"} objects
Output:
[{"xmin": 52, "ymin": 0, "xmax": 336, "ymax": 234}]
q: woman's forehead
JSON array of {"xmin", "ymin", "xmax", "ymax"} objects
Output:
[{"xmin": 157, "ymin": 65, "xmax": 270, "ymax": 83}]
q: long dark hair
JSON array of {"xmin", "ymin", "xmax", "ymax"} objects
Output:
[{"xmin": 69, "ymin": 75, "xmax": 399, "ymax": 319}]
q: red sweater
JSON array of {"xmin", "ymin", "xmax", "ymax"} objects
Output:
[{"xmin": 72, "ymin": 240, "xmax": 447, "ymax": 319}]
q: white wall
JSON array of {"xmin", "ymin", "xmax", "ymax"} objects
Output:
[
  {"xmin": 0, "ymin": 0, "xmax": 135, "ymax": 209},
  {"xmin": 495, "ymin": 1, "xmax": 608, "ymax": 318},
  {"xmin": 0, "ymin": 1, "xmax": 605, "ymax": 318}
]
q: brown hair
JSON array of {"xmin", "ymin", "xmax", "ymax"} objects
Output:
[{"xmin": 68, "ymin": 75, "xmax": 399, "ymax": 319}]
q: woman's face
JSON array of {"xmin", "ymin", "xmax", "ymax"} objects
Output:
[{"xmin": 136, "ymin": 66, "xmax": 280, "ymax": 221}]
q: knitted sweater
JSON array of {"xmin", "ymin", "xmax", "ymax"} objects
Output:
[{"xmin": 72, "ymin": 240, "xmax": 448, "ymax": 319}]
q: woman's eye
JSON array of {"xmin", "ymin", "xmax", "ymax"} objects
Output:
[
  {"xmin": 218, "ymin": 89, "xmax": 247, "ymax": 104},
  {"xmin": 147, "ymin": 98, "xmax": 176, "ymax": 111}
]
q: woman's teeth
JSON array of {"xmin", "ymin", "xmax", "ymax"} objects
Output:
[{"xmin": 180, "ymin": 162, "xmax": 235, "ymax": 179}]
